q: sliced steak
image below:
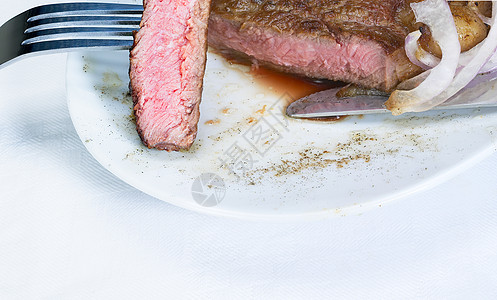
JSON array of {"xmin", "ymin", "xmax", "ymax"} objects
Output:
[
  {"xmin": 208, "ymin": 0, "xmax": 422, "ymax": 91},
  {"xmin": 130, "ymin": 0, "xmax": 211, "ymax": 151}
]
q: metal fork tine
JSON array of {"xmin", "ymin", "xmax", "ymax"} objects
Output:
[
  {"xmin": 0, "ymin": 3, "xmax": 143, "ymax": 69},
  {"xmin": 22, "ymin": 27, "xmax": 135, "ymax": 45},
  {"xmin": 21, "ymin": 39, "xmax": 134, "ymax": 55},
  {"xmin": 28, "ymin": 15, "xmax": 142, "ymax": 26},
  {"xmin": 24, "ymin": 26, "xmax": 136, "ymax": 38},
  {"xmin": 26, "ymin": 16, "xmax": 141, "ymax": 33},
  {"xmin": 27, "ymin": 3, "xmax": 143, "ymax": 21}
]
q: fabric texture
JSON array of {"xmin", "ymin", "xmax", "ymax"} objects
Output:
[{"xmin": 1, "ymin": 1, "xmax": 497, "ymax": 299}]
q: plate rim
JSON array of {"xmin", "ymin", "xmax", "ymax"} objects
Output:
[{"xmin": 65, "ymin": 51, "xmax": 497, "ymax": 221}]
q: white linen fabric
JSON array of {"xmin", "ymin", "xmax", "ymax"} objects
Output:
[{"xmin": 1, "ymin": 1, "xmax": 497, "ymax": 299}]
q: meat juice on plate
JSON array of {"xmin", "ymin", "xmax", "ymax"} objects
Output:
[{"xmin": 210, "ymin": 47, "xmax": 348, "ymax": 121}]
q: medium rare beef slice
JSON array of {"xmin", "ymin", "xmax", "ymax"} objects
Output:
[
  {"xmin": 208, "ymin": 0, "xmax": 421, "ymax": 91},
  {"xmin": 130, "ymin": 0, "xmax": 211, "ymax": 151}
]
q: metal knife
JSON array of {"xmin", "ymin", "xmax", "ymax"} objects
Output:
[{"xmin": 286, "ymin": 87, "xmax": 497, "ymax": 118}]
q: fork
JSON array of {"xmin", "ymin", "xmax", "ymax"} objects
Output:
[{"xmin": 0, "ymin": 2, "xmax": 143, "ymax": 69}]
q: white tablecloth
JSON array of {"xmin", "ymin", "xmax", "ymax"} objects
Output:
[{"xmin": 1, "ymin": 1, "xmax": 497, "ymax": 299}]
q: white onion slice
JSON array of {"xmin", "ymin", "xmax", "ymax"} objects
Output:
[
  {"xmin": 464, "ymin": 69, "xmax": 497, "ymax": 90},
  {"xmin": 404, "ymin": 35, "xmax": 488, "ymax": 72},
  {"xmin": 480, "ymin": 51, "xmax": 497, "ymax": 73},
  {"xmin": 385, "ymin": 0, "xmax": 460, "ymax": 115},
  {"xmin": 468, "ymin": 1, "xmax": 493, "ymax": 25},
  {"xmin": 396, "ymin": 69, "xmax": 431, "ymax": 90},
  {"xmin": 457, "ymin": 42, "xmax": 482, "ymax": 66},
  {"xmin": 444, "ymin": 70, "xmax": 497, "ymax": 105},
  {"xmin": 408, "ymin": 1, "xmax": 497, "ymax": 112},
  {"xmin": 478, "ymin": 14, "xmax": 492, "ymax": 25},
  {"xmin": 404, "ymin": 30, "xmax": 439, "ymax": 69},
  {"xmin": 458, "ymin": 41, "xmax": 497, "ymax": 73},
  {"xmin": 403, "ymin": 36, "xmax": 496, "ymax": 73}
]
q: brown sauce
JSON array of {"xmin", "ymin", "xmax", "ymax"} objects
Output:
[
  {"xmin": 299, "ymin": 116, "xmax": 350, "ymax": 122},
  {"xmin": 248, "ymin": 67, "xmax": 345, "ymax": 103},
  {"xmin": 247, "ymin": 68, "xmax": 351, "ymax": 122},
  {"xmin": 211, "ymin": 47, "xmax": 345, "ymax": 103},
  {"xmin": 211, "ymin": 47, "xmax": 350, "ymax": 122}
]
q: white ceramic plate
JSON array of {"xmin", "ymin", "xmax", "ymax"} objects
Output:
[{"xmin": 66, "ymin": 50, "xmax": 497, "ymax": 220}]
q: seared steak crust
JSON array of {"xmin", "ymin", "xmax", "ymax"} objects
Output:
[{"xmin": 208, "ymin": 0, "xmax": 421, "ymax": 91}]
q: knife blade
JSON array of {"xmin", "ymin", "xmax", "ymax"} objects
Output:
[{"xmin": 286, "ymin": 87, "xmax": 497, "ymax": 118}]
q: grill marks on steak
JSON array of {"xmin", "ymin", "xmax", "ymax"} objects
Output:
[
  {"xmin": 208, "ymin": 0, "xmax": 422, "ymax": 91},
  {"xmin": 129, "ymin": 0, "xmax": 211, "ymax": 151}
]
